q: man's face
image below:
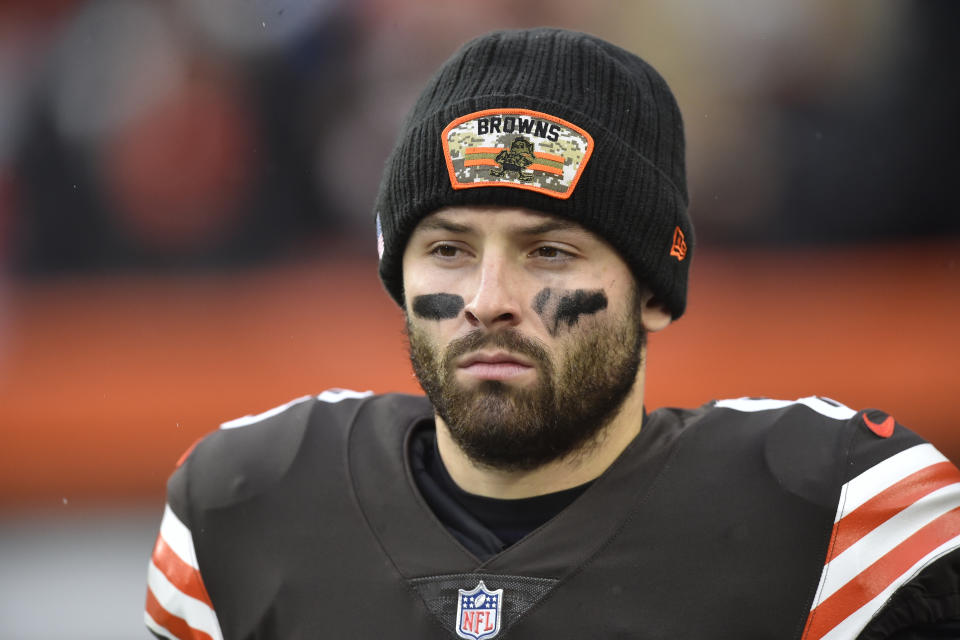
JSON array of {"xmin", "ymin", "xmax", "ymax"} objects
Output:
[{"xmin": 402, "ymin": 206, "xmax": 646, "ymax": 471}]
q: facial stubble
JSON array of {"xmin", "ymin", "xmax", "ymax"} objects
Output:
[{"xmin": 406, "ymin": 304, "xmax": 644, "ymax": 472}]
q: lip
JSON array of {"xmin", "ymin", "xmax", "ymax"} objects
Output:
[
  {"xmin": 457, "ymin": 351, "xmax": 534, "ymax": 368},
  {"xmin": 456, "ymin": 351, "xmax": 535, "ymax": 381}
]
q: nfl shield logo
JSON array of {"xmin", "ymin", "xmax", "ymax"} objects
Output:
[{"xmin": 455, "ymin": 580, "xmax": 503, "ymax": 640}]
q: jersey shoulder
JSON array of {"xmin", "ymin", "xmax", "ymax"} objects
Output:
[
  {"xmin": 699, "ymin": 398, "xmax": 960, "ymax": 637},
  {"xmin": 170, "ymin": 390, "xmax": 430, "ymax": 512},
  {"xmin": 658, "ymin": 396, "xmax": 933, "ymax": 509},
  {"xmin": 705, "ymin": 395, "xmax": 930, "ymax": 480},
  {"xmin": 675, "ymin": 396, "xmax": 960, "ymax": 636}
]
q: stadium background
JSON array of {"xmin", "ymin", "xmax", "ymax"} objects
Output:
[{"xmin": 0, "ymin": 1, "xmax": 957, "ymax": 637}]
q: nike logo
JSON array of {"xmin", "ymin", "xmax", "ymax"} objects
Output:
[{"xmin": 862, "ymin": 412, "xmax": 895, "ymax": 438}]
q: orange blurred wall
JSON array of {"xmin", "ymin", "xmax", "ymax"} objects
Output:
[{"xmin": 1, "ymin": 240, "xmax": 958, "ymax": 508}]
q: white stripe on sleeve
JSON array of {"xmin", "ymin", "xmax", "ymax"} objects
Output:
[
  {"xmin": 160, "ymin": 504, "xmax": 200, "ymax": 570},
  {"xmin": 819, "ymin": 538, "xmax": 960, "ymax": 640},
  {"xmin": 817, "ymin": 482, "xmax": 960, "ymax": 602},
  {"xmin": 838, "ymin": 444, "xmax": 947, "ymax": 521},
  {"xmin": 147, "ymin": 561, "xmax": 224, "ymax": 640}
]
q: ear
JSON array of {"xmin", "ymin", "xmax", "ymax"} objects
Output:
[{"xmin": 638, "ymin": 289, "xmax": 672, "ymax": 333}]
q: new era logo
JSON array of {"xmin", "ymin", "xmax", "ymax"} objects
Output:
[{"xmin": 670, "ymin": 226, "xmax": 687, "ymax": 261}]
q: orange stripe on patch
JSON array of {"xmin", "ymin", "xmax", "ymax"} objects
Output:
[
  {"xmin": 465, "ymin": 147, "xmax": 504, "ymax": 154},
  {"xmin": 464, "ymin": 158, "xmax": 498, "ymax": 168},
  {"xmin": 534, "ymin": 151, "xmax": 564, "ymax": 163},
  {"xmin": 830, "ymin": 462, "xmax": 960, "ymax": 558},
  {"xmin": 802, "ymin": 505, "xmax": 960, "ymax": 639},
  {"xmin": 152, "ymin": 534, "xmax": 214, "ymax": 607},
  {"xmin": 145, "ymin": 589, "xmax": 214, "ymax": 640},
  {"xmin": 528, "ymin": 163, "xmax": 563, "ymax": 176}
]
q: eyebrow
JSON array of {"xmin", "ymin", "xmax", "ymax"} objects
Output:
[
  {"xmin": 416, "ymin": 217, "xmax": 474, "ymax": 234},
  {"xmin": 514, "ymin": 219, "xmax": 580, "ymax": 236}
]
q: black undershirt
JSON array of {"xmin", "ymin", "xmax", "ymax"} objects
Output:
[{"xmin": 409, "ymin": 425, "xmax": 592, "ymax": 561}]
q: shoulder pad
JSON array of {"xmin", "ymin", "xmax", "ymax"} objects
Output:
[
  {"xmin": 709, "ymin": 396, "xmax": 939, "ymax": 508},
  {"xmin": 184, "ymin": 390, "xmax": 375, "ymax": 509},
  {"xmin": 709, "ymin": 396, "xmax": 855, "ymax": 509}
]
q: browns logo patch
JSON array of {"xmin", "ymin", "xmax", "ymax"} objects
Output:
[{"xmin": 442, "ymin": 108, "xmax": 594, "ymax": 200}]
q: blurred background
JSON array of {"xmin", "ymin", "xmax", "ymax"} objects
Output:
[{"xmin": 1, "ymin": 0, "xmax": 958, "ymax": 637}]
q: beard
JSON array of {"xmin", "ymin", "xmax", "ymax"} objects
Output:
[{"xmin": 406, "ymin": 305, "xmax": 644, "ymax": 472}]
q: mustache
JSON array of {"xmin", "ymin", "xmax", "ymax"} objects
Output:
[{"xmin": 443, "ymin": 329, "xmax": 550, "ymax": 369}]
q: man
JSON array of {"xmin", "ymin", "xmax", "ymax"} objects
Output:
[{"xmin": 145, "ymin": 28, "xmax": 960, "ymax": 639}]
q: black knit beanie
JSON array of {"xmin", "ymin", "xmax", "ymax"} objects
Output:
[{"xmin": 375, "ymin": 27, "xmax": 692, "ymax": 318}]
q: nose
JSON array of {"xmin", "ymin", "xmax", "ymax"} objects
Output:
[{"xmin": 463, "ymin": 253, "xmax": 522, "ymax": 330}]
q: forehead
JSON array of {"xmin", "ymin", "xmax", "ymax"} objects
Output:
[{"xmin": 411, "ymin": 206, "xmax": 589, "ymax": 238}]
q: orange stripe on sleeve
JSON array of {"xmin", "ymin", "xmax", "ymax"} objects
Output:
[
  {"xmin": 145, "ymin": 589, "xmax": 215, "ymax": 640},
  {"xmin": 803, "ymin": 505, "xmax": 960, "ymax": 639},
  {"xmin": 176, "ymin": 438, "xmax": 202, "ymax": 468},
  {"xmin": 830, "ymin": 462, "xmax": 960, "ymax": 557},
  {"xmin": 152, "ymin": 535, "xmax": 214, "ymax": 608}
]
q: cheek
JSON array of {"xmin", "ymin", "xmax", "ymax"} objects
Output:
[{"xmin": 406, "ymin": 317, "xmax": 447, "ymax": 369}]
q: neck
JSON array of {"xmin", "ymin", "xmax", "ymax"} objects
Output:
[{"xmin": 434, "ymin": 365, "xmax": 647, "ymax": 499}]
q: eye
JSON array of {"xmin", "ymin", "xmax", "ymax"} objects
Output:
[
  {"xmin": 530, "ymin": 245, "xmax": 573, "ymax": 260},
  {"xmin": 429, "ymin": 243, "xmax": 467, "ymax": 260}
]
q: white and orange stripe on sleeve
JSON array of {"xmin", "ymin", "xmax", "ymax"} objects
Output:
[
  {"xmin": 802, "ymin": 443, "xmax": 960, "ymax": 640},
  {"xmin": 145, "ymin": 505, "xmax": 223, "ymax": 640}
]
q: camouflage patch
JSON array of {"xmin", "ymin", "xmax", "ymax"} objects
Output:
[{"xmin": 442, "ymin": 109, "xmax": 594, "ymax": 200}]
